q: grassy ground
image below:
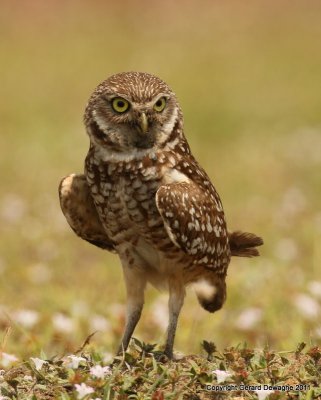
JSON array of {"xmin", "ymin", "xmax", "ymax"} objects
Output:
[
  {"xmin": 1, "ymin": 340, "xmax": 320, "ymax": 399},
  {"xmin": 1, "ymin": 1, "xmax": 321, "ymax": 398}
]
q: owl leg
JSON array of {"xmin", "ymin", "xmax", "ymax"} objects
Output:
[
  {"xmin": 117, "ymin": 265, "xmax": 147, "ymax": 354},
  {"xmin": 164, "ymin": 278, "xmax": 185, "ymax": 359}
]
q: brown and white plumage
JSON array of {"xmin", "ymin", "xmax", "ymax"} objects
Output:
[
  {"xmin": 59, "ymin": 174, "xmax": 115, "ymax": 251},
  {"xmin": 59, "ymin": 71, "xmax": 263, "ymax": 358}
]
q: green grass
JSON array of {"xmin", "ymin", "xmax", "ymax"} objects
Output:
[
  {"xmin": 1, "ymin": 340, "xmax": 321, "ymax": 399},
  {"xmin": 1, "ymin": 1, "xmax": 321, "ymax": 398}
]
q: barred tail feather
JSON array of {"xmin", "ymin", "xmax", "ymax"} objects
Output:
[{"xmin": 229, "ymin": 231, "xmax": 263, "ymax": 257}]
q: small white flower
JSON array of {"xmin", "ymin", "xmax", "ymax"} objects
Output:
[
  {"xmin": 0, "ymin": 352, "xmax": 18, "ymax": 367},
  {"xmin": 308, "ymin": 281, "xmax": 321, "ymax": 299},
  {"xmin": 75, "ymin": 383, "xmax": 94, "ymax": 399},
  {"xmin": 212, "ymin": 369, "xmax": 232, "ymax": 383},
  {"xmin": 255, "ymin": 388, "xmax": 274, "ymax": 400},
  {"xmin": 14, "ymin": 309, "xmax": 39, "ymax": 329},
  {"xmin": 89, "ymin": 315, "xmax": 111, "ymax": 332},
  {"xmin": 102, "ymin": 352, "xmax": 113, "ymax": 364},
  {"xmin": 30, "ymin": 357, "xmax": 48, "ymax": 371},
  {"xmin": 235, "ymin": 307, "xmax": 262, "ymax": 330},
  {"xmin": 294, "ymin": 294, "xmax": 320, "ymax": 319},
  {"xmin": 65, "ymin": 355, "xmax": 86, "ymax": 369},
  {"xmin": 90, "ymin": 365, "xmax": 112, "ymax": 379},
  {"xmin": 52, "ymin": 313, "xmax": 75, "ymax": 334}
]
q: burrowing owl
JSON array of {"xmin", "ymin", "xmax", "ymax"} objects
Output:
[{"xmin": 59, "ymin": 72, "xmax": 263, "ymax": 358}]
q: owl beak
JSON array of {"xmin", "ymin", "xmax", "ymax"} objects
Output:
[{"xmin": 138, "ymin": 112, "xmax": 148, "ymax": 134}]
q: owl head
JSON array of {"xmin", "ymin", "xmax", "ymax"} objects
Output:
[{"xmin": 84, "ymin": 72, "xmax": 183, "ymax": 154}]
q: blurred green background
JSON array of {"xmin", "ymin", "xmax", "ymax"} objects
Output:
[{"xmin": 1, "ymin": 0, "xmax": 321, "ymax": 360}]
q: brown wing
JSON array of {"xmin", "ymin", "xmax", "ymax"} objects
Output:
[
  {"xmin": 156, "ymin": 181, "xmax": 230, "ymax": 271},
  {"xmin": 59, "ymin": 174, "xmax": 115, "ymax": 252}
]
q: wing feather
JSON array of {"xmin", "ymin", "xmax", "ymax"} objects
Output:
[
  {"xmin": 156, "ymin": 181, "xmax": 230, "ymax": 269},
  {"xmin": 59, "ymin": 174, "xmax": 115, "ymax": 252}
]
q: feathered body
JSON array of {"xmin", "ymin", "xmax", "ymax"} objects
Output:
[{"xmin": 59, "ymin": 72, "xmax": 263, "ymax": 357}]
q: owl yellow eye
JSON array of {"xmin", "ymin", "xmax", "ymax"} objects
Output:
[
  {"xmin": 153, "ymin": 97, "xmax": 167, "ymax": 112},
  {"xmin": 112, "ymin": 97, "xmax": 129, "ymax": 113}
]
